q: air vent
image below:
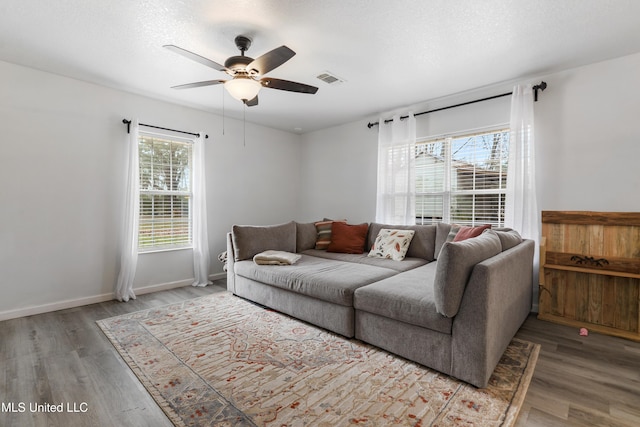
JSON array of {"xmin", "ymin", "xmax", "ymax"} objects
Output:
[{"xmin": 316, "ymin": 71, "xmax": 345, "ymax": 85}]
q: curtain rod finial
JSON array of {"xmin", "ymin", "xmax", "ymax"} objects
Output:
[
  {"xmin": 533, "ymin": 81, "xmax": 547, "ymax": 102},
  {"xmin": 122, "ymin": 118, "xmax": 131, "ymax": 134}
]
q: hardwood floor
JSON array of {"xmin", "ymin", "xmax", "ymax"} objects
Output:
[
  {"xmin": 515, "ymin": 314, "xmax": 640, "ymax": 427},
  {"xmin": 0, "ymin": 282, "xmax": 227, "ymax": 427},
  {"xmin": 1, "ymin": 281, "xmax": 638, "ymax": 427}
]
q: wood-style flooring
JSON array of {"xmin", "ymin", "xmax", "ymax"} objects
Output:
[{"xmin": 1, "ymin": 281, "xmax": 639, "ymax": 427}]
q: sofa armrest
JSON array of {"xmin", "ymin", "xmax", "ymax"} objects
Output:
[
  {"xmin": 450, "ymin": 239, "xmax": 534, "ymax": 387},
  {"xmin": 226, "ymin": 232, "xmax": 236, "ymax": 293}
]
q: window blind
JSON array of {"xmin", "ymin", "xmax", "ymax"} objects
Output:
[
  {"xmin": 416, "ymin": 128, "xmax": 509, "ymax": 226},
  {"xmin": 138, "ymin": 135, "xmax": 193, "ymax": 251}
]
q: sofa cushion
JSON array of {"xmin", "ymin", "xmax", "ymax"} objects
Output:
[
  {"xmin": 232, "ymin": 222, "xmax": 296, "ymax": 261},
  {"xmin": 368, "ymin": 229, "xmax": 415, "ymax": 261},
  {"xmin": 327, "ymin": 222, "xmax": 369, "ymax": 254},
  {"xmin": 444, "ymin": 224, "xmax": 461, "ymax": 242},
  {"xmin": 354, "ymin": 263, "xmax": 453, "ymax": 334},
  {"xmin": 434, "ymin": 222, "xmax": 452, "ymax": 259},
  {"xmin": 295, "ymin": 221, "xmax": 319, "ymax": 252},
  {"xmin": 494, "ymin": 228, "xmax": 523, "ymax": 251},
  {"xmin": 302, "ymin": 249, "xmax": 428, "ymax": 272},
  {"xmin": 234, "ymin": 254, "xmax": 397, "ymax": 306},
  {"xmin": 434, "ymin": 229, "xmax": 502, "ymax": 317},
  {"xmin": 367, "ymin": 223, "xmax": 436, "ymax": 261}
]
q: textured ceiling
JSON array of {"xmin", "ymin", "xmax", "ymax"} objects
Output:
[{"xmin": 2, "ymin": 0, "xmax": 640, "ymax": 133}]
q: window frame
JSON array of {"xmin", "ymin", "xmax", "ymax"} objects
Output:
[
  {"xmin": 415, "ymin": 126, "xmax": 510, "ymax": 227},
  {"xmin": 137, "ymin": 132, "xmax": 194, "ymax": 253}
]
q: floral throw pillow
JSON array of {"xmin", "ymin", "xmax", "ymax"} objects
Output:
[{"xmin": 367, "ymin": 229, "xmax": 416, "ymax": 261}]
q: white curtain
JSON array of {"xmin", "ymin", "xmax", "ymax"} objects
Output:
[
  {"xmin": 191, "ymin": 133, "xmax": 212, "ymax": 287},
  {"xmin": 506, "ymin": 84, "xmax": 540, "ymax": 304},
  {"xmin": 375, "ymin": 113, "xmax": 417, "ymax": 225},
  {"xmin": 506, "ymin": 84, "xmax": 538, "ymax": 239},
  {"xmin": 115, "ymin": 119, "xmax": 140, "ymax": 302}
]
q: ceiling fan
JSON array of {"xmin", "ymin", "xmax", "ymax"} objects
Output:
[{"xmin": 164, "ymin": 35, "xmax": 318, "ymax": 106}]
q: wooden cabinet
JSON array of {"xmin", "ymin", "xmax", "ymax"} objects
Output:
[{"xmin": 539, "ymin": 211, "xmax": 640, "ymax": 341}]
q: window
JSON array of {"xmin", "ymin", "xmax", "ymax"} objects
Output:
[
  {"xmin": 138, "ymin": 134, "xmax": 193, "ymax": 251},
  {"xmin": 415, "ymin": 128, "xmax": 510, "ymax": 226}
]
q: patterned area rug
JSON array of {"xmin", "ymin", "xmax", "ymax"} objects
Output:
[{"xmin": 97, "ymin": 292, "xmax": 539, "ymax": 427}]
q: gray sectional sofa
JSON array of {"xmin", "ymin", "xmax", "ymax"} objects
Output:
[{"xmin": 226, "ymin": 220, "xmax": 534, "ymax": 387}]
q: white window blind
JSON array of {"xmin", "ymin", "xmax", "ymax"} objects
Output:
[
  {"xmin": 415, "ymin": 128, "xmax": 510, "ymax": 226},
  {"xmin": 138, "ymin": 134, "xmax": 193, "ymax": 251}
]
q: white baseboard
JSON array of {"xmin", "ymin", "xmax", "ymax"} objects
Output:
[
  {"xmin": 0, "ymin": 273, "xmax": 226, "ymax": 322},
  {"xmin": 0, "ymin": 292, "xmax": 115, "ymax": 322},
  {"xmin": 133, "ymin": 273, "xmax": 226, "ymax": 296},
  {"xmin": 208, "ymin": 272, "xmax": 226, "ymax": 282}
]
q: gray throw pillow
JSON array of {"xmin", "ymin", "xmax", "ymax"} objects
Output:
[
  {"xmin": 434, "ymin": 229, "xmax": 502, "ymax": 317},
  {"xmin": 232, "ymin": 221, "xmax": 296, "ymax": 261},
  {"xmin": 494, "ymin": 229, "xmax": 522, "ymax": 251},
  {"xmin": 434, "ymin": 222, "xmax": 453, "ymax": 259}
]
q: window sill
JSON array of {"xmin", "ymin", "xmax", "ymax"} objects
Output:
[{"xmin": 139, "ymin": 246, "xmax": 193, "ymax": 255}]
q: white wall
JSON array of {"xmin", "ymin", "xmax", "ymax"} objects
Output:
[
  {"xmin": 536, "ymin": 52, "xmax": 640, "ymax": 212},
  {"xmin": 0, "ymin": 60, "xmax": 301, "ymax": 318},
  {"xmin": 299, "ymin": 121, "xmax": 378, "ymax": 223}
]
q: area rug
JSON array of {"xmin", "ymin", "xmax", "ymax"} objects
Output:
[{"xmin": 97, "ymin": 292, "xmax": 539, "ymax": 427}]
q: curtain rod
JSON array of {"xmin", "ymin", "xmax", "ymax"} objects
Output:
[
  {"xmin": 122, "ymin": 119, "xmax": 208, "ymax": 139},
  {"xmin": 367, "ymin": 81, "xmax": 547, "ymax": 128}
]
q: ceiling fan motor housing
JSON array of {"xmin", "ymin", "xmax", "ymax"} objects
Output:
[
  {"xmin": 234, "ymin": 35, "xmax": 252, "ymax": 52},
  {"xmin": 225, "ymin": 55, "xmax": 254, "ymax": 74},
  {"xmin": 226, "ymin": 36, "xmax": 257, "ymax": 75}
]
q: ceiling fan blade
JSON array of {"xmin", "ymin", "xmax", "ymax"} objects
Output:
[
  {"xmin": 247, "ymin": 46, "xmax": 295, "ymax": 75},
  {"xmin": 245, "ymin": 96, "xmax": 259, "ymax": 107},
  {"xmin": 164, "ymin": 45, "xmax": 227, "ymax": 72},
  {"xmin": 261, "ymin": 78, "xmax": 318, "ymax": 94},
  {"xmin": 170, "ymin": 80, "xmax": 226, "ymax": 89}
]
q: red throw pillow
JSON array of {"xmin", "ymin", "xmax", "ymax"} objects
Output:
[
  {"xmin": 452, "ymin": 224, "xmax": 491, "ymax": 242},
  {"xmin": 327, "ymin": 222, "xmax": 369, "ymax": 254}
]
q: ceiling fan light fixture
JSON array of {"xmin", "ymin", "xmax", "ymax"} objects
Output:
[
  {"xmin": 224, "ymin": 77, "xmax": 261, "ymax": 102},
  {"xmin": 166, "ymin": 36, "xmax": 318, "ymax": 107}
]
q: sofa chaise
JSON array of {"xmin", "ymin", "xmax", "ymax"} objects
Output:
[{"xmin": 226, "ymin": 220, "xmax": 534, "ymax": 387}]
